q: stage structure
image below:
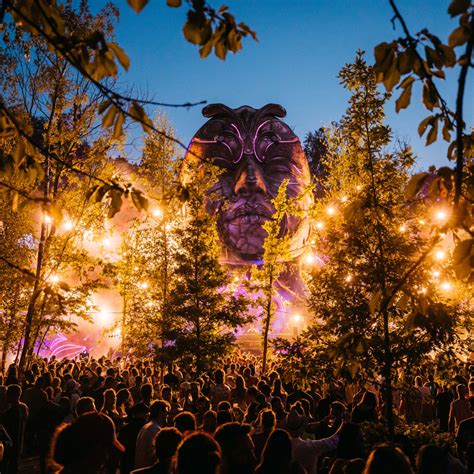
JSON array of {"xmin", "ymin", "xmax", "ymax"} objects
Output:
[{"xmin": 185, "ymin": 104, "xmax": 313, "ymax": 340}]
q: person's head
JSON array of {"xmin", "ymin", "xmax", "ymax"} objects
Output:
[
  {"xmin": 176, "ymin": 432, "xmax": 221, "ymax": 474},
  {"xmin": 218, "ymin": 401, "xmax": 232, "ymax": 412},
  {"xmin": 153, "ymin": 427, "xmax": 183, "ymax": 466},
  {"xmin": 364, "ymin": 445, "xmax": 413, "ymax": 474},
  {"xmin": 330, "ymin": 401, "xmax": 347, "ymax": 423},
  {"xmin": 414, "ymin": 376, "xmax": 424, "ymax": 388},
  {"xmin": 214, "ymin": 422, "xmax": 256, "ymax": 472},
  {"xmin": 196, "ymin": 395, "xmax": 210, "ymax": 413},
  {"xmin": 216, "ymin": 410, "xmax": 233, "ymax": 426},
  {"xmin": 360, "ymin": 391, "xmax": 377, "ymax": 409},
  {"xmin": 337, "ymin": 422, "xmax": 365, "ymax": 460},
  {"xmin": 75, "ymin": 397, "xmax": 97, "ymax": 417},
  {"xmin": 103, "ymin": 389, "xmax": 116, "ymax": 411},
  {"xmin": 149, "ymin": 400, "xmax": 170, "ymax": 423},
  {"xmin": 202, "ymin": 410, "xmax": 217, "ymax": 433},
  {"xmin": 116, "ymin": 388, "xmax": 131, "ymax": 407},
  {"xmin": 6, "ymin": 384, "xmax": 21, "ymax": 403},
  {"xmin": 235, "ymin": 375, "xmax": 246, "ymax": 391},
  {"xmin": 173, "ymin": 411, "xmax": 196, "ymax": 434},
  {"xmin": 246, "ymin": 386, "xmax": 259, "ymax": 403},
  {"xmin": 344, "ymin": 458, "xmax": 366, "ymax": 474},
  {"xmin": 258, "ymin": 429, "xmax": 292, "ymax": 470},
  {"xmin": 131, "ymin": 402, "xmax": 150, "ymax": 420},
  {"xmin": 140, "ymin": 383, "xmax": 153, "ymax": 402},
  {"xmin": 259, "ymin": 408, "xmax": 276, "ymax": 432},
  {"xmin": 214, "ymin": 369, "xmax": 225, "ymax": 385},
  {"xmin": 468, "ymin": 380, "xmax": 474, "ymax": 395},
  {"xmin": 456, "ymin": 384, "xmax": 467, "ymax": 398},
  {"xmin": 51, "ymin": 412, "xmax": 124, "ymax": 473},
  {"xmin": 271, "ymin": 396, "xmax": 284, "ymax": 415},
  {"xmin": 285, "ymin": 408, "xmax": 306, "ymax": 438},
  {"xmin": 416, "ymin": 444, "xmax": 462, "ymax": 474},
  {"xmin": 190, "ymin": 381, "xmax": 200, "ymax": 397},
  {"xmin": 35, "ymin": 376, "xmax": 46, "ymax": 389},
  {"xmin": 161, "ymin": 385, "xmax": 172, "ymax": 401}
]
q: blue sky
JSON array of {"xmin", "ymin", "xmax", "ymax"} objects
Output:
[{"xmin": 113, "ymin": 0, "xmax": 473, "ymax": 169}]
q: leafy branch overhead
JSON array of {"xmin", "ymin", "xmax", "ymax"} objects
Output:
[{"xmin": 1, "ymin": 0, "xmax": 256, "ymax": 215}]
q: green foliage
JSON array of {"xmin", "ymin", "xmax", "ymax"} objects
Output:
[
  {"xmin": 304, "ymin": 51, "xmax": 471, "ymax": 391},
  {"xmin": 159, "ymin": 174, "xmax": 252, "ymax": 373}
]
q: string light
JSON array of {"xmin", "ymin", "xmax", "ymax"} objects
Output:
[
  {"xmin": 139, "ymin": 281, "xmax": 149, "ymax": 289},
  {"xmin": 345, "ymin": 274, "xmax": 353, "ymax": 283},
  {"xmin": 418, "ymin": 219, "xmax": 426, "ymax": 225},
  {"xmin": 340, "ymin": 196, "xmax": 348, "ymax": 203},
  {"xmin": 165, "ymin": 224, "xmax": 172, "ymax": 231},
  {"xmin": 419, "ymin": 287, "xmax": 427, "ymax": 295},
  {"xmin": 43, "ymin": 215, "xmax": 52, "ymax": 224},
  {"xmin": 356, "ymin": 185, "xmax": 362, "ymax": 191},
  {"xmin": 62, "ymin": 220, "xmax": 74, "ymax": 231},
  {"xmin": 102, "ymin": 238, "xmax": 111, "ymax": 248},
  {"xmin": 303, "ymin": 253, "xmax": 316, "ymax": 265},
  {"xmin": 97, "ymin": 309, "xmax": 113, "ymax": 326},
  {"xmin": 292, "ymin": 313, "xmax": 303, "ymax": 324},
  {"xmin": 434, "ymin": 249, "xmax": 446, "ymax": 261},
  {"xmin": 49, "ymin": 274, "xmax": 59, "ymax": 284},
  {"xmin": 440, "ymin": 281, "xmax": 452, "ymax": 292},
  {"xmin": 432, "ymin": 270, "xmax": 440, "ymax": 279},
  {"xmin": 326, "ymin": 206, "xmax": 336, "ymax": 217},
  {"xmin": 152, "ymin": 208, "xmax": 162, "ymax": 218},
  {"xmin": 315, "ymin": 221, "xmax": 324, "ymax": 230},
  {"xmin": 434, "ymin": 208, "xmax": 449, "ymax": 224},
  {"xmin": 399, "ymin": 224, "xmax": 407, "ymax": 233}
]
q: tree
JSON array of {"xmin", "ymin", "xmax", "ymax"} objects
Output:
[
  {"xmin": 373, "ymin": 0, "xmax": 473, "ymax": 282},
  {"xmin": 0, "ymin": 0, "xmax": 256, "ymax": 217},
  {"xmin": 304, "ymin": 51, "xmax": 471, "ymax": 437},
  {"xmin": 160, "ymin": 177, "xmax": 252, "ymax": 374},
  {"xmin": 0, "ymin": 3, "xmax": 121, "ymax": 369}
]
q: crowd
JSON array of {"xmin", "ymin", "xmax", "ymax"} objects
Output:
[{"xmin": 0, "ymin": 353, "xmax": 472, "ymax": 474}]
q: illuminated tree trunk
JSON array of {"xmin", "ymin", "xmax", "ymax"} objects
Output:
[{"xmin": 261, "ymin": 271, "xmax": 274, "ymax": 374}]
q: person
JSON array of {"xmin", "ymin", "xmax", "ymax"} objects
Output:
[
  {"xmin": 251, "ymin": 409, "xmax": 276, "ymax": 460},
  {"xmin": 134, "ymin": 400, "xmax": 170, "ymax": 469},
  {"xmin": 173, "ymin": 411, "xmax": 196, "ymax": 434},
  {"xmin": 351, "ymin": 392, "xmax": 378, "ymax": 424},
  {"xmin": 50, "ymin": 411, "xmax": 124, "ymax": 474},
  {"xmin": 175, "ymin": 432, "xmax": 221, "ymax": 474},
  {"xmin": 449, "ymin": 384, "xmax": 473, "ymax": 432},
  {"xmin": 118, "ymin": 403, "xmax": 149, "ymax": 474},
  {"xmin": 286, "ymin": 408, "xmax": 342, "ymax": 474},
  {"xmin": 468, "ymin": 380, "xmax": 474, "ymax": 411},
  {"xmin": 130, "ymin": 427, "xmax": 182, "ymax": 474},
  {"xmin": 255, "ymin": 428, "xmax": 305, "ymax": 474},
  {"xmin": 209, "ymin": 369, "xmax": 231, "ymax": 408},
  {"xmin": 2, "ymin": 384, "xmax": 28, "ymax": 474},
  {"xmin": 101, "ymin": 388, "xmax": 122, "ymax": 429},
  {"xmin": 363, "ymin": 445, "xmax": 413, "ymax": 474},
  {"xmin": 214, "ymin": 422, "xmax": 257, "ymax": 474},
  {"xmin": 201, "ymin": 410, "xmax": 217, "ymax": 434},
  {"xmin": 455, "ymin": 415, "xmax": 474, "ymax": 468},
  {"xmin": 416, "ymin": 443, "xmax": 467, "ymax": 474}
]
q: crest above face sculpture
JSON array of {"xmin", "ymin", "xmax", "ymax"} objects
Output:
[{"xmin": 185, "ymin": 104, "xmax": 312, "ymax": 264}]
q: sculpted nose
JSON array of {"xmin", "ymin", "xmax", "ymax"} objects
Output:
[{"xmin": 234, "ymin": 157, "xmax": 267, "ymax": 195}]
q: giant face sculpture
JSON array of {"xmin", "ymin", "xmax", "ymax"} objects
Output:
[{"xmin": 186, "ymin": 104, "xmax": 312, "ymax": 264}]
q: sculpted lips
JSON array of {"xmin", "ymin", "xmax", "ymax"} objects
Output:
[{"xmin": 224, "ymin": 202, "xmax": 274, "ymax": 225}]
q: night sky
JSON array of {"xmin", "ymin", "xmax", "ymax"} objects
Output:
[{"xmin": 112, "ymin": 0, "xmax": 473, "ymax": 169}]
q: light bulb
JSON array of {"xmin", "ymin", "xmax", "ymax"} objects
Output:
[
  {"xmin": 326, "ymin": 206, "xmax": 336, "ymax": 217},
  {"xmin": 315, "ymin": 221, "xmax": 324, "ymax": 230},
  {"xmin": 152, "ymin": 208, "xmax": 162, "ymax": 218},
  {"xmin": 62, "ymin": 220, "xmax": 74, "ymax": 231},
  {"xmin": 434, "ymin": 249, "xmax": 445, "ymax": 261}
]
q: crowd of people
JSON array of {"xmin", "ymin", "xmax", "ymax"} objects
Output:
[{"xmin": 0, "ymin": 352, "xmax": 472, "ymax": 474}]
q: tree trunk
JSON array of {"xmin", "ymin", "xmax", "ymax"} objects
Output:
[
  {"xmin": 261, "ymin": 272, "xmax": 274, "ymax": 374},
  {"xmin": 382, "ymin": 308, "xmax": 395, "ymax": 438}
]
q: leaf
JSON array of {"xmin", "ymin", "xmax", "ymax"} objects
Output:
[
  {"xmin": 426, "ymin": 119, "xmax": 439, "ymax": 145},
  {"xmin": 167, "ymin": 0, "xmax": 182, "ymax": 6},
  {"xmin": 215, "ymin": 41, "xmax": 227, "ymax": 60},
  {"xmin": 422, "ymin": 81, "xmax": 438, "ymax": 111},
  {"xmin": 442, "ymin": 123, "xmax": 451, "ymax": 142},
  {"xmin": 383, "ymin": 55, "xmax": 400, "ymax": 92},
  {"xmin": 453, "ymin": 239, "xmax": 473, "ymax": 264},
  {"xmin": 369, "ymin": 291, "xmax": 382, "ymax": 316},
  {"xmin": 399, "ymin": 76, "xmax": 415, "ymax": 89},
  {"xmin": 398, "ymin": 50, "xmax": 413, "ymax": 74},
  {"xmin": 108, "ymin": 42, "xmax": 130, "ymax": 71},
  {"xmin": 113, "ymin": 112, "xmax": 125, "ymax": 139},
  {"xmin": 438, "ymin": 45, "xmax": 456, "ymax": 67},
  {"xmin": 127, "ymin": 0, "xmax": 149, "ymax": 13},
  {"xmin": 395, "ymin": 84, "xmax": 412, "ymax": 112},
  {"xmin": 131, "ymin": 190, "xmax": 149, "ymax": 212},
  {"xmin": 449, "ymin": 26, "xmax": 469, "ymax": 47},
  {"xmin": 405, "ymin": 172, "xmax": 429, "ymax": 198},
  {"xmin": 199, "ymin": 41, "xmax": 213, "ymax": 58},
  {"xmin": 418, "ymin": 115, "xmax": 434, "ymax": 137},
  {"xmin": 108, "ymin": 189, "xmax": 123, "ymax": 219},
  {"xmin": 448, "ymin": 0, "xmax": 470, "ymax": 17},
  {"xmin": 102, "ymin": 104, "xmax": 118, "ymax": 128}
]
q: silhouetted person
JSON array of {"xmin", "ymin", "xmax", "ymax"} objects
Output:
[{"xmin": 176, "ymin": 432, "xmax": 221, "ymax": 474}]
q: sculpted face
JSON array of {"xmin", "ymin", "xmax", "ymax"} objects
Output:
[{"xmin": 186, "ymin": 104, "xmax": 312, "ymax": 263}]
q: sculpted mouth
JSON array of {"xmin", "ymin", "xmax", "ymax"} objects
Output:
[{"xmin": 224, "ymin": 203, "xmax": 274, "ymax": 223}]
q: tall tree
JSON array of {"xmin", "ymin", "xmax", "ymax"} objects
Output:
[
  {"xmin": 305, "ymin": 51, "xmax": 471, "ymax": 437},
  {"xmin": 160, "ymin": 177, "xmax": 252, "ymax": 374}
]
